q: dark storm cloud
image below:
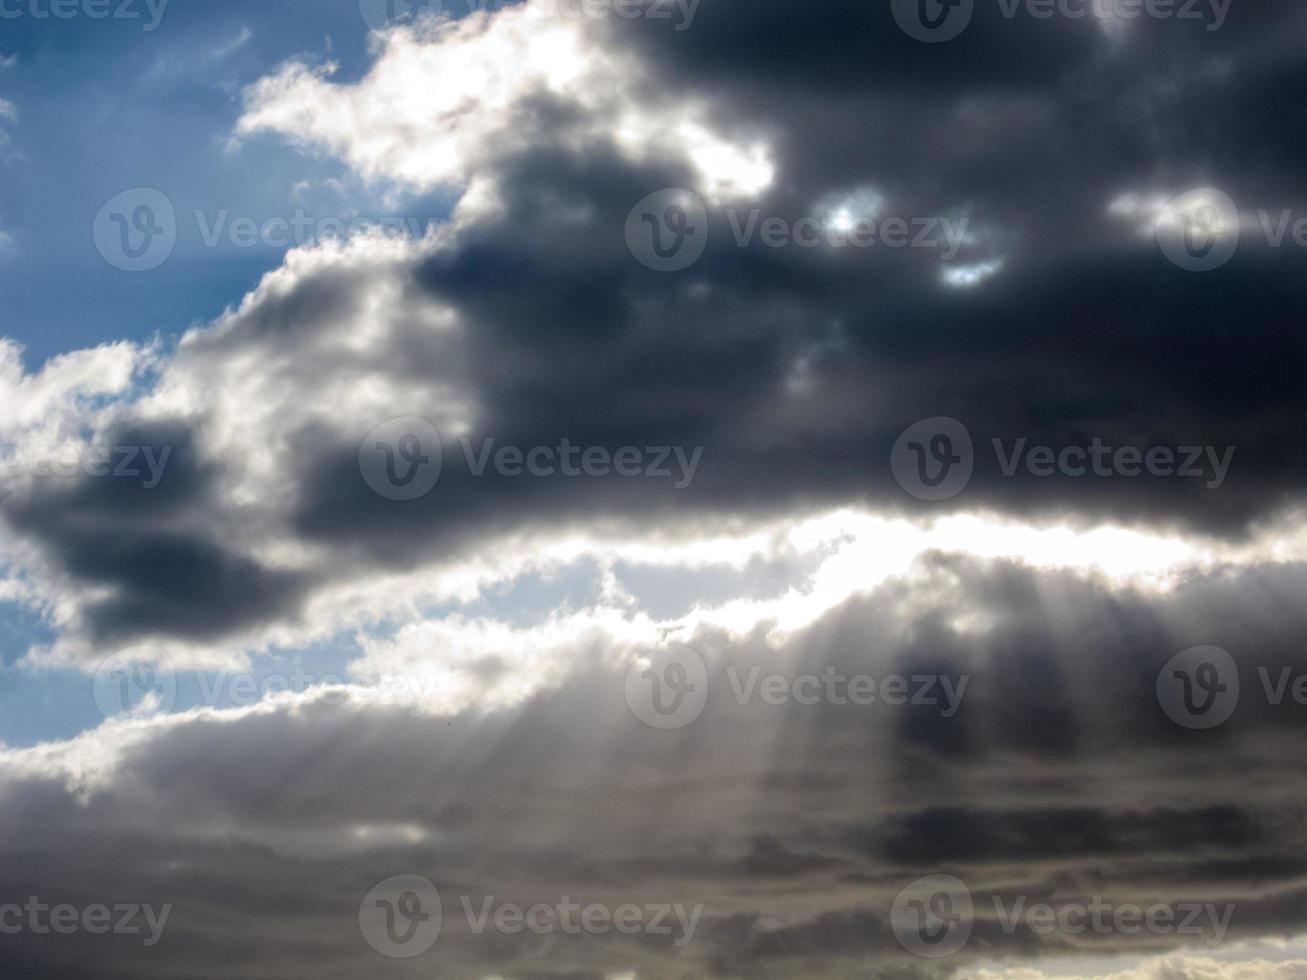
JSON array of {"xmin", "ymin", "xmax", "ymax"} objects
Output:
[
  {"xmin": 7, "ymin": 0, "xmax": 1307, "ymax": 654},
  {"xmin": 397, "ymin": 0, "xmax": 1307, "ymax": 538},
  {"xmin": 872, "ymin": 804, "xmax": 1263, "ymax": 864},
  {"xmin": 1, "ymin": 421, "xmax": 315, "ymax": 646}
]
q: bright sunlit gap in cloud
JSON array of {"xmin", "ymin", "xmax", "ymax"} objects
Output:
[
  {"xmin": 943, "ymin": 257, "xmax": 1005, "ymax": 287},
  {"xmin": 816, "ymin": 185, "xmax": 886, "ymax": 236}
]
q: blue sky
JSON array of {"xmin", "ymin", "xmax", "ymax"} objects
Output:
[{"xmin": 0, "ymin": 0, "xmax": 443, "ymax": 365}]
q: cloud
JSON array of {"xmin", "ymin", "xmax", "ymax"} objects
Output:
[
  {"xmin": 4, "ymin": 555, "xmax": 1307, "ymax": 976},
  {"xmin": 237, "ymin": 7, "xmax": 774, "ymax": 201},
  {"xmin": 5, "ymin": 1, "xmax": 1307, "ymax": 974},
  {"xmin": 2, "ymin": 0, "xmax": 1307, "ymax": 672}
]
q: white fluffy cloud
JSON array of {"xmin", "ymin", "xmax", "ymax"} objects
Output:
[{"xmin": 237, "ymin": 5, "xmax": 774, "ymax": 201}]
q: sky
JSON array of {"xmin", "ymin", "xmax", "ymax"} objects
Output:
[{"xmin": 2, "ymin": 0, "xmax": 1307, "ymax": 977}]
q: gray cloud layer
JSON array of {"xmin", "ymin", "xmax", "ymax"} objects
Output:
[{"xmin": 4, "ymin": 557, "xmax": 1307, "ymax": 976}]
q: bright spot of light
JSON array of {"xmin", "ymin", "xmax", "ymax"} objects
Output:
[{"xmin": 943, "ymin": 258, "xmax": 1005, "ymax": 288}]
